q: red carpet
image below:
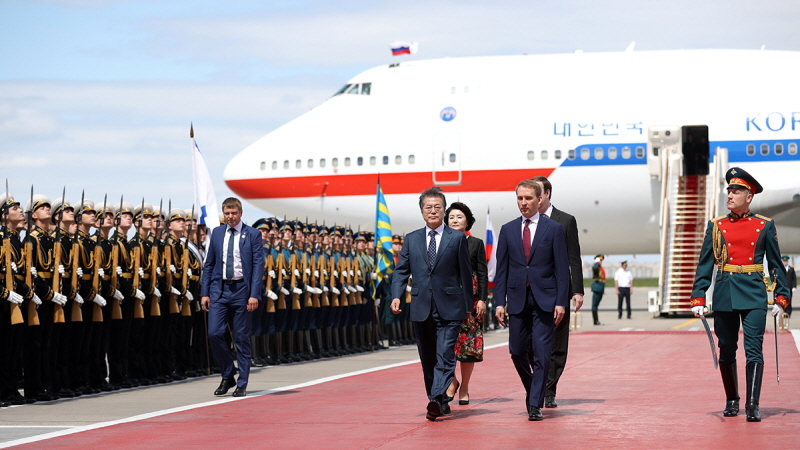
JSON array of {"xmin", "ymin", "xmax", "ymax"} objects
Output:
[{"xmin": 13, "ymin": 331, "xmax": 800, "ymax": 449}]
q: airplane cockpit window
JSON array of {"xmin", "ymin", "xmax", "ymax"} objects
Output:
[
  {"xmin": 607, "ymin": 147, "xmax": 617, "ymax": 160},
  {"xmin": 527, "ymin": 151, "xmax": 535, "ymax": 160},
  {"xmin": 449, "ymin": 153, "xmax": 456, "ymax": 163},
  {"xmin": 395, "ymin": 155, "xmax": 402, "ymax": 164},
  {"xmin": 320, "ymin": 158, "xmax": 326, "ymax": 168},
  {"xmin": 347, "ymin": 84, "xmax": 360, "ymax": 95},
  {"xmin": 334, "ymin": 84, "xmax": 351, "ymax": 96},
  {"xmin": 357, "ymin": 157, "xmax": 363, "ymax": 166},
  {"xmin": 789, "ymin": 143, "xmax": 798, "ymax": 155},
  {"xmin": 760, "ymin": 144, "xmax": 769, "ymax": 155},
  {"xmin": 361, "ymin": 83, "xmax": 371, "ymax": 95},
  {"xmin": 580, "ymin": 148, "xmax": 590, "ymax": 160},
  {"xmin": 283, "ymin": 160, "xmax": 289, "ymax": 169},
  {"xmin": 409, "ymin": 154, "xmax": 415, "ymax": 164},
  {"xmin": 775, "ymin": 143, "xmax": 784, "ymax": 155},
  {"xmin": 382, "ymin": 156, "xmax": 389, "ymax": 165},
  {"xmin": 635, "ymin": 146, "xmax": 645, "ymax": 158},
  {"xmin": 272, "ymin": 161, "xmax": 277, "ymax": 170},
  {"xmin": 567, "ymin": 149, "xmax": 575, "ymax": 160},
  {"xmin": 621, "ymin": 146, "xmax": 631, "ymax": 159},
  {"xmin": 332, "ymin": 158, "xmax": 339, "ymax": 167},
  {"xmin": 746, "ymin": 144, "xmax": 755, "ymax": 156},
  {"xmin": 594, "ymin": 147, "xmax": 603, "ymax": 160},
  {"xmin": 345, "ymin": 157, "xmax": 351, "ymax": 166},
  {"xmin": 260, "ymin": 161, "xmax": 266, "ymax": 170},
  {"xmin": 541, "ymin": 150, "xmax": 549, "ymax": 160},
  {"xmin": 307, "ymin": 158, "xmax": 314, "ymax": 168},
  {"xmin": 554, "ymin": 150, "xmax": 562, "ymax": 160}
]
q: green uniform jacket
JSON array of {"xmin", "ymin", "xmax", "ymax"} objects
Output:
[{"xmin": 691, "ymin": 212, "xmax": 789, "ymax": 311}]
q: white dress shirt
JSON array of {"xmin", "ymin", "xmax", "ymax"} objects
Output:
[
  {"xmin": 222, "ymin": 221, "xmax": 244, "ymax": 280},
  {"xmin": 520, "ymin": 212, "xmax": 540, "ymax": 248}
]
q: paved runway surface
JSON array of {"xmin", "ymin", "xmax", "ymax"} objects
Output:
[{"xmin": 1, "ymin": 314, "xmax": 798, "ymax": 448}]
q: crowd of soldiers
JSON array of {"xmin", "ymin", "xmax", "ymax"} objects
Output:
[{"xmin": 0, "ymin": 192, "xmax": 414, "ymax": 407}]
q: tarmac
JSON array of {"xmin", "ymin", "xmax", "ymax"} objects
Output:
[{"xmin": 1, "ymin": 288, "xmax": 797, "ymax": 449}]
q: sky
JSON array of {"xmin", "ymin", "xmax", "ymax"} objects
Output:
[{"xmin": 2, "ymin": 0, "xmax": 800, "ymax": 262}]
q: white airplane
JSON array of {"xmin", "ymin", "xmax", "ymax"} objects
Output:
[{"xmin": 224, "ymin": 48, "xmax": 800, "ymax": 254}]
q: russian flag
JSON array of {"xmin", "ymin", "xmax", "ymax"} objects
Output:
[
  {"xmin": 390, "ymin": 41, "xmax": 418, "ymax": 56},
  {"xmin": 485, "ymin": 209, "xmax": 497, "ymax": 288},
  {"xmin": 190, "ymin": 124, "xmax": 219, "ymax": 251}
]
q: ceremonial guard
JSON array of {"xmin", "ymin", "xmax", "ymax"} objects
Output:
[
  {"xmin": 590, "ymin": 255, "xmax": 605, "ymax": 326},
  {"xmin": 164, "ymin": 208, "xmax": 192, "ymax": 379},
  {"xmin": 690, "ymin": 167, "xmax": 790, "ymax": 422},
  {"xmin": 150, "ymin": 207, "xmax": 173, "ymax": 382},
  {"xmin": 182, "ymin": 209, "xmax": 205, "ymax": 376},
  {"xmin": 92, "ymin": 202, "xmax": 118, "ymax": 391},
  {"xmin": 251, "ymin": 218, "xmax": 273, "ymax": 365},
  {"xmin": 355, "ymin": 232, "xmax": 375, "ymax": 350},
  {"xmin": 0, "ymin": 192, "xmax": 33, "ymax": 405},
  {"xmin": 130, "ymin": 203, "xmax": 160, "ymax": 384}
]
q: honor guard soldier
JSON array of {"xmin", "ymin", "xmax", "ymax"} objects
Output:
[
  {"xmin": 690, "ymin": 167, "xmax": 790, "ymax": 422},
  {"xmin": 251, "ymin": 218, "xmax": 273, "ymax": 366},
  {"xmin": 91, "ymin": 202, "xmax": 118, "ymax": 391},
  {"xmin": 182, "ymin": 209, "xmax": 205, "ymax": 376},
  {"xmin": 73, "ymin": 199, "xmax": 107, "ymax": 394},
  {"xmin": 50, "ymin": 197, "xmax": 83, "ymax": 398},
  {"xmin": 0, "ymin": 193, "xmax": 35, "ymax": 405},
  {"xmin": 130, "ymin": 203, "xmax": 160, "ymax": 384},
  {"xmin": 149, "ymin": 206, "xmax": 173, "ymax": 383},
  {"xmin": 355, "ymin": 232, "xmax": 375, "ymax": 351},
  {"xmin": 164, "ymin": 208, "xmax": 192, "ymax": 379},
  {"xmin": 317, "ymin": 225, "xmax": 337, "ymax": 356},
  {"xmin": 24, "ymin": 194, "xmax": 65, "ymax": 401}
]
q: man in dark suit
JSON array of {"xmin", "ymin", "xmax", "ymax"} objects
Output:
[
  {"xmin": 201, "ymin": 197, "xmax": 264, "ymax": 397},
  {"xmin": 783, "ymin": 256, "xmax": 796, "ymax": 316},
  {"xmin": 391, "ymin": 187, "xmax": 472, "ymax": 421},
  {"xmin": 531, "ymin": 176, "xmax": 584, "ymax": 409},
  {"xmin": 494, "ymin": 179, "xmax": 570, "ymax": 421}
]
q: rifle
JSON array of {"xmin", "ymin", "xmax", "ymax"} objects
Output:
[
  {"xmin": 265, "ymin": 253, "xmax": 275, "ymax": 313},
  {"xmin": 69, "ymin": 190, "xmax": 84, "ymax": 322},
  {"xmin": 165, "ymin": 199, "xmax": 179, "ymax": 314},
  {"xmin": 110, "ymin": 194, "xmax": 123, "ymax": 320},
  {"xmin": 4, "ymin": 180, "xmax": 23, "ymax": 324},
  {"xmin": 338, "ymin": 255, "xmax": 349, "ymax": 307},
  {"xmin": 276, "ymin": 249, "xmax": 287, "ymax": 310},
  {"xmin": 310, "ymin": 252, "xmax": 320, "ymax": 308},
  {"xmin": 290, "ymin": 253, "xmax": 301, "ymax": 310},
  {"xmin": 150, "ymin": 198, "xmax": 162, "ymax": 317},
  {"xmin": 52, "ymin": 186, "xmax": 66, "ymax": 323},
  {"xmin": 301, "ymin": 251, "xmax": 312, "ymax": 307},
  {"xmin": 180, "ymin": 205, "xmax": 194, "ymax": 317},
  {"xmin": 92, "ymin": 194, "xmax": 107, "ymax": 322},
  {"xmin": 131, "ymin": 197, "xmax": 145, "ymax": 319},
  {"xmin": 328, "ymin": 253, "xmax": 339, "ymax": 307},
  {"xmin": 25, "ymin": 185, "xmax": 39, "ymax": 325},
  {"xmin": 317, "ymin": 251, "xmax": 329, "ymax": 307},
  {"xmin": 352, "ymin": 256, "xmax": 363, "ymax": 305}
]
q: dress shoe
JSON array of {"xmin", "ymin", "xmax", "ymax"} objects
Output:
[
  {"xmin": 445, "ymin": 380, "xmax": 460, "ymax": 403},
  {"xmin": 58, "ymin": 388, "xmax": 77, "ymax": 398},
  {"xmin": 426, "ymin": 399, "xmax": 442, "ymax": 421},
  {"xmin": 4, "ymin": 392, "xmax": 27, "ymax": 405},
  {"xmin": 724, "ymin": 399, "xmax": 739, "ymax": 417},
  {"xmin": 232, "ymin": 386, "xmax": 247, "ymax": 397},
  {"xmin": 441, "ymin": 402, "xmax": 451, "ymax": 415},
  {"xmin": 544, "ymin": 395, "xmax": 557, "ymax": 408},
  {"xmin": 527, "ymin": 405, "xmax": 543, "ymax": 421},
  {"xmin": 0, "ymin": 400, "xmax": 10, "ymax": 408},
  {"xmin": 98, "ymin": 382, "xmax": 114, "ymax": 392},
  {"xmin": 24, "ymin": 396, "xmax": 37, "ymax": 404},
  {"xmin": 214, "ymin": 378, "xmax": 237, "ymax": 396},
  {"xmin": 36, "ymin": 391, "xmax": 56, "ymax": 402}
]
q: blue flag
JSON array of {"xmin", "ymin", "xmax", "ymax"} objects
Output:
[{"xmin": 375, "ymin": 183, "xmax": 393, "ymax": 285}]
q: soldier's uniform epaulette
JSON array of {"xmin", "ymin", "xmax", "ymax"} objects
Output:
[
  {"xmin": 754, "ymin": 214, "xmax": 772, "ymax": 222},
  {"xmin": 30, "ymin": 228, "xmax": 45, "ymax": 238},
  {"xmin": 90, "ymin": 234, "xmax": 99, "ymax": 243}
]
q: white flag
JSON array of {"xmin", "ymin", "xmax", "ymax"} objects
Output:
[{"xmin": 191, "ymin": 136, "xmax": 219, "ymax": 248}]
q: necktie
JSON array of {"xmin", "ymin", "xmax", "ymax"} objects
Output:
[
  {"xmin": 428, "ymin": 230, "xmax": 437, "ymax": 268},
  {"xmin": 226, "ymin": 228, "xmax": 235, "ymax": 280},
  {"xmin": 523, "ymin": 219, "xmax": 531, "ymax": 261}
]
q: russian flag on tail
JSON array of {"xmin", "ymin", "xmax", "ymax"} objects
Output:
[
  {"xmin": 390, "ymin": 41, "xmax": 418, "ymax": 56},
  {"xmin": 485, "ymin": 208, "xmax": 497, "ymax": 289}
]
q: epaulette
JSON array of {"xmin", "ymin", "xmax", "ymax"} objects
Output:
[
  {"xmin": 31, "ymin": 228, "xmax": 44, "ymax": 238},
  {"xmin": 755, "ymin": 214, "xmax": 772, "ymax": 222}
]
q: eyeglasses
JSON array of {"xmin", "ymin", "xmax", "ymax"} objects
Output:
[{"xmin": 422, "ymin": 205, "xmax": 443, "ymax": 212}]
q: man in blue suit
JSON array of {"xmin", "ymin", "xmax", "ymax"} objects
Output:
[
  {"xmin": 391, "ymin": 187, "xmax": 473, "ymax": 421},
  {"xmin": 201, "ymin": 197, "xmax": 264, "ymax": 397},
  {"xmin": 494, "ymin": 179, "xmax": 570, "ymax": 421}
]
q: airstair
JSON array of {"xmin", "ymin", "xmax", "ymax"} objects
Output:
[{"xmin": 648, "ymin": 125, "xmax": 726, "ymax": 314}]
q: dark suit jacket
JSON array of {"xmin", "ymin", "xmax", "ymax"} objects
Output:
[
  {"xmin": 494, "ymin": 215, "xmax": 570, "ymax": 314},
  {"xmin": 549, "ymin": 207, "xmax": 585, "ymax": 297},
  {"xmin": 467, "ymin": 236, "xmax": 489, "ymax": 303},
  {"xmin": 200, "ymin": 223, "xmax": 264, "ymax": 302},
  {"xmin": 391, "ymin": 226, "xmax": 473, "ymax": 322}
]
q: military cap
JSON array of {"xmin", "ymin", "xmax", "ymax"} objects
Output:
[
  {"xmin": 782, "ymin": 255, "xmax": 790, "ymax": 261},
  {"xmin": 318, "ymin": 224, "xmax": 329, "ymax": 236},
  {"xmin": 75, "ymin": 199, "xmax": 96, "ymax": 214},
  {"xmin": 392, "ymin": 234, "xmax": 403, "ymax": 244},
  {"xmin": 354, "ymin": 232, "xmax": 367, "ymax": 242},
  {"xmin": 344, "ymin": 226, "xmax": 353, "ymax": 237},
  {"xmin": 253, "ymin": 218, "xmax": 270, "ymax": 230},
  {"xmin": 96, "ymin": 201, "xmax": 115, "ymax": 217},
  {"xmin": 595, "ymin": 254, "xmax": 604, "ymax": 260},
  {"xmin": 133, "ymin": 203, "xmax": 154, "ymax": 220},
  {"xmin": 726, "ymin": 166, "xmax": 763, "ymax": 194},
  {"xmin": 301, "ymin": 222, "xmax": 310, "ymax": 234},
  {"xmin": 0, "ymin": 193, "xmax": 20, "ymax": 213},
  {"xmin": 114, "ymin": 202, "xmax": 134, "ymax": 218},
  {"xmin": 50, "ymin": 198, "xmax": 73, "ymax": 224},
  {"xmin": 168, "ymin": 208, "xmax": 186, "ymax": 222},
  {"xmin": 280, "ymin": 220, "xmax": 293, "ymax": 232},
  {"xmin": 332, "ymin": 225, "xmax": 344, "ymax": 237},
  {"xmin": 25, "ymin": 194, "xmax": 51, "ymax": 213},
  {"xmin": 308, "ymin": 223, "xmax": 318, "ymax": 234}
]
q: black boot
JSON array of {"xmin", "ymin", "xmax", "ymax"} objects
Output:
[
  {"xmin": 592, "ymin": 311, "xmax": 602, "ymax": 326},
  {"xmin": 745, "ymin": 361, "xmax": 763, "ymax": 422},
  {"xmin": 720, "ymin": 363, "xmax": 739, "ymax": 417}
]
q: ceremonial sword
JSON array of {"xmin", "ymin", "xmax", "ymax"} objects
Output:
[{"xmin": 699, "ymin": 314, "xmax": 718, "ymax": 369}]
